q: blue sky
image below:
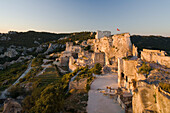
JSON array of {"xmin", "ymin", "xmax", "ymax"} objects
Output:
[{"xmin": 0, "ymin": 0, "xmax": 170, "ymax": 36}]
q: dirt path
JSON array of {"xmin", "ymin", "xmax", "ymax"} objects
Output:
[{"xmin": 87, "ymin": 73, "xmax": 124, "ymax": 113}]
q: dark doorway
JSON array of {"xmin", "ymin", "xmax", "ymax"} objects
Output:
[
  {"xmin": 126, "ymin": 76, "xmax": 128, "ymax": 82},
  {"xmin": 121, "ymin": 72, "xmax": 124, "ymax": 78}
]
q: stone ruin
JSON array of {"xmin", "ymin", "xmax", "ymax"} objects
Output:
[
  {"xmin": 92, "ymin": 52, "xmax": 105, "ymax": 66},
  {"xmin": 59, "ymin": 31, "xmax": 136, "ymax": 72},
  {"xmin": 95, "ymin": 30, "xmax": 111, "ymax": 39},
  {"xmin": 141, "ymin": 49, "xmax": 170, "ymax": 68},
  {"xmin": 92, "ymin": 32, "xmax": 133, "ymax": 66},
  {"xmin": 117, "ymin": 46, "xmax": 170, "ymax": 113}
]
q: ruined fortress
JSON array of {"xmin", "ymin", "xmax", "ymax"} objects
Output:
[{"xmin": 55, "ymin": 30, "xmax": 170, "ymax": 113}]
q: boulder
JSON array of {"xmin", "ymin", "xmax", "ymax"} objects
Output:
[
  {"xmin": 4, "ymin": 49, "xmax": 18, "ymax": 58},
  {"xmin": 3, "ymin": 98, "xmax": 22, "ymax": 113},
  {"xmin": 44, "ymin": 43, "xmax": 59, "ymax": 54}
]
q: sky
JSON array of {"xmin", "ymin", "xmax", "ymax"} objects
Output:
[{"xmin": 0, "ymin": 0, "xmax": 170, "ymax": 36}]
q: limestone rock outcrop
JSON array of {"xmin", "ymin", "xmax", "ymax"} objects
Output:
[
  {"xmin": 3, "ymin": 98, "xmax": 22, "ymax": 113},
  {"xmin": 133, "ymin": 83, "xmax": 170, "ymax": 113},
  {"xmin": 4, "ymin": 49, "xmax": 18, "ymax": 58},
  {"xmin": 44, "ymin": 43, "xmax": 63, "ymax": 54}
]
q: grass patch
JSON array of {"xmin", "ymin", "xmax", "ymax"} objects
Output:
[
  {"xmin": 0, "ymin": 61, "xmax": 28, "ymax": 91},
  {"xmin": 137, "ymin": 62, "xmax": 151, "ymax": 75}
]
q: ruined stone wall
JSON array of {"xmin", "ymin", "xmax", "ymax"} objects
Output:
[
  {"xmin": 112, "ymin": 33, "xmax": 132, "ymax": 59},
  {"xmin": 157, "ymin": 56, "xmax": 170, "ymax": 68},
  {"xmin": 93, "ymin": 32, "xmax": 133, "ymax": 66},
  {"xmin": 92, "ymin": 52, "xmax": 105, "ymax": 66},
  {"xmin": 143, "ymin": 49, "xmax": 166, "ymax": 56},
  {"xmin": 66, "ymin": 42, "xmax": 73, "ymax": 51},
  {"xmin": 60, "ymin": 57, "xmax": 69, "ymax": 66},
  {"xmin": 118, "ymin": 58, "xmax": 123, "ymax": 87},
  {"xmin": 141, "ymin": 51, "xmax": 152, "ymax": 61},
  {"xmin": 141, "ymin": 50, "xmax": 170, "ymax": 68},
  {"xmin": 132, "ymin": 44, "xmax": 138, "ymax": 57},
  {"xmin": 71, "ymin": 46, "xmax": 81, "ymax": 53},
  {"xmin": 95, "ymin": 30, "xmax": 111, "ymax": 39},
  {"xmin": 123, "ymin": 60, "xmax": 137, "ymax": 78},
  {"xmin": 118, "ymin": 58, "xmax": 137, "ymax": 89},
  {"xmin": 69, "ymin": 56, "xmax": 77, "ymax": 71},
  {"xmin": 94, "ymin": 36, "xmax": 113, "ymax": 65}
]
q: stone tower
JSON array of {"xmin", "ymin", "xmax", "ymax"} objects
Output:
[{"xmin": 66, "ymin": 42, "xmax": 73, "ymax": 51}]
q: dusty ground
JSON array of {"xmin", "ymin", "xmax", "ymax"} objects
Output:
[{"xmin": 87, "ymin": 73, "xmax": 124, "ymax": 113}]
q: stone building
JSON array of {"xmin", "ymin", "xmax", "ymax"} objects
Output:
[
  {"xmin": 118, "ymin": 58, "xmax": 137, "ymax": 91},
  {"xmin": 95, "ymin": 30, "xmax": 111, "ymax": 39},
  {"xmin": 92, "ymin": 32, "xmax": 133, "ymax": 65},
  {"xmin": 66, "ymin": 42, "xmax": 73, "ymax": 51},
  {"xmin": 65, "ymin": 42, "xmax": 81, "ymax": 53},
  {"xmin": 92, "ymin": 52, "xmax": 105, "ymax": 66},
  {"xmin": 59, "ymin": 56, "xmax": 69, "ymax": 66}
]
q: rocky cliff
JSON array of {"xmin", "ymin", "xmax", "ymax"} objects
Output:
[{"xmin": 133, "ymin": 83, "xmax": 170, "ymax": 113}]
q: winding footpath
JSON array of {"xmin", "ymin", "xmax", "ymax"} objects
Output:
[
  {"xmin": 87, "ymin": 73, "xmax": 124, "ymax": 113},
  {"xmin": 0, "ymin": 61, "xmax": 32, "ymax": 99}
]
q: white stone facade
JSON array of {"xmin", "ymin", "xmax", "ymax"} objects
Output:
[{"xmin": 95, "ymin": 30, "xmax": 111, "ymax": 39}]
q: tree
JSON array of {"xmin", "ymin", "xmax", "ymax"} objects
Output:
[
  {"xmin": 32, "ymin": 84, "xmax": 65, "ymax": 113},
  {"xmin": 93, "ymin": 63, "xmax": 102, "ymax": 74},
  {"xmin": 7, "ymin": 86, "xmax": 26, "ymax": 98}
]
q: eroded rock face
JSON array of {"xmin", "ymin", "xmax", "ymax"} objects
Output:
[
  {"xmin": 133, "ymin": 83, "xmax": 170, "ymax": 113},
  {"xmin": 4, "ymin": 49, "xmax": 18, "ymax": 58},
  {"xmin": 35, "ymin": 45, "xmax": 44, "ymax": 53},
  {"xmin": 112, "ymin": 33, "xmax": 132, "ymax": 59},
  {"xmin": 3, "ymin": 98, "xmax": 22, "ymax": 113},
  {"xmin": 44, "ymin": 43, "xmax": 62, "ymax": 54}
]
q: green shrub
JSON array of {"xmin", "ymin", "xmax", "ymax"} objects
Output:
[
  {"xmin": 19, "ymin": 78, "xmax": 26, "ymax": 83},
  {"xmin": 137, "ymin": 62, "xmax": 151, "ymax": 75},
  {"xmin": 7, "ymin": 86, "xmax": 27, "ymax": 98},
  {"xmin": 93, "ymin": 63, "xmax": 102, "ymax": 75},
  {"xmin": 159, "ymin": 82, "xmax": 170, "ymax": 93},
  {"xmin": 31, "ymin": 58, "xmax": 43, "ymax": 67}
]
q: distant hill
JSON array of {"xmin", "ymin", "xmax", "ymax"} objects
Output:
[
  {"xmin": 131, "ymin": 35, "xmax": 170, "ymax": 55},
  {"xmin": 1, "ymin": 31, "xmax": 169, "ymax": 54},
  {"xmin": 0, "ymin": 31, "xmax": 70, "ymax": 48}
]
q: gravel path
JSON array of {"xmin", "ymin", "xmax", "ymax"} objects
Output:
[{"xmin": 87, "ymin": 73, "xmax": 124, "ymax": 113}]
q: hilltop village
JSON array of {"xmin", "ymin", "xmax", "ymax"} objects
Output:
[
  {"xmin": 53, "ymin": 30, "xmax": 170, "ymax": 113},
  {"xmin": 0, "ymin": 30, "xmax": 170, "ymax": 113}
]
